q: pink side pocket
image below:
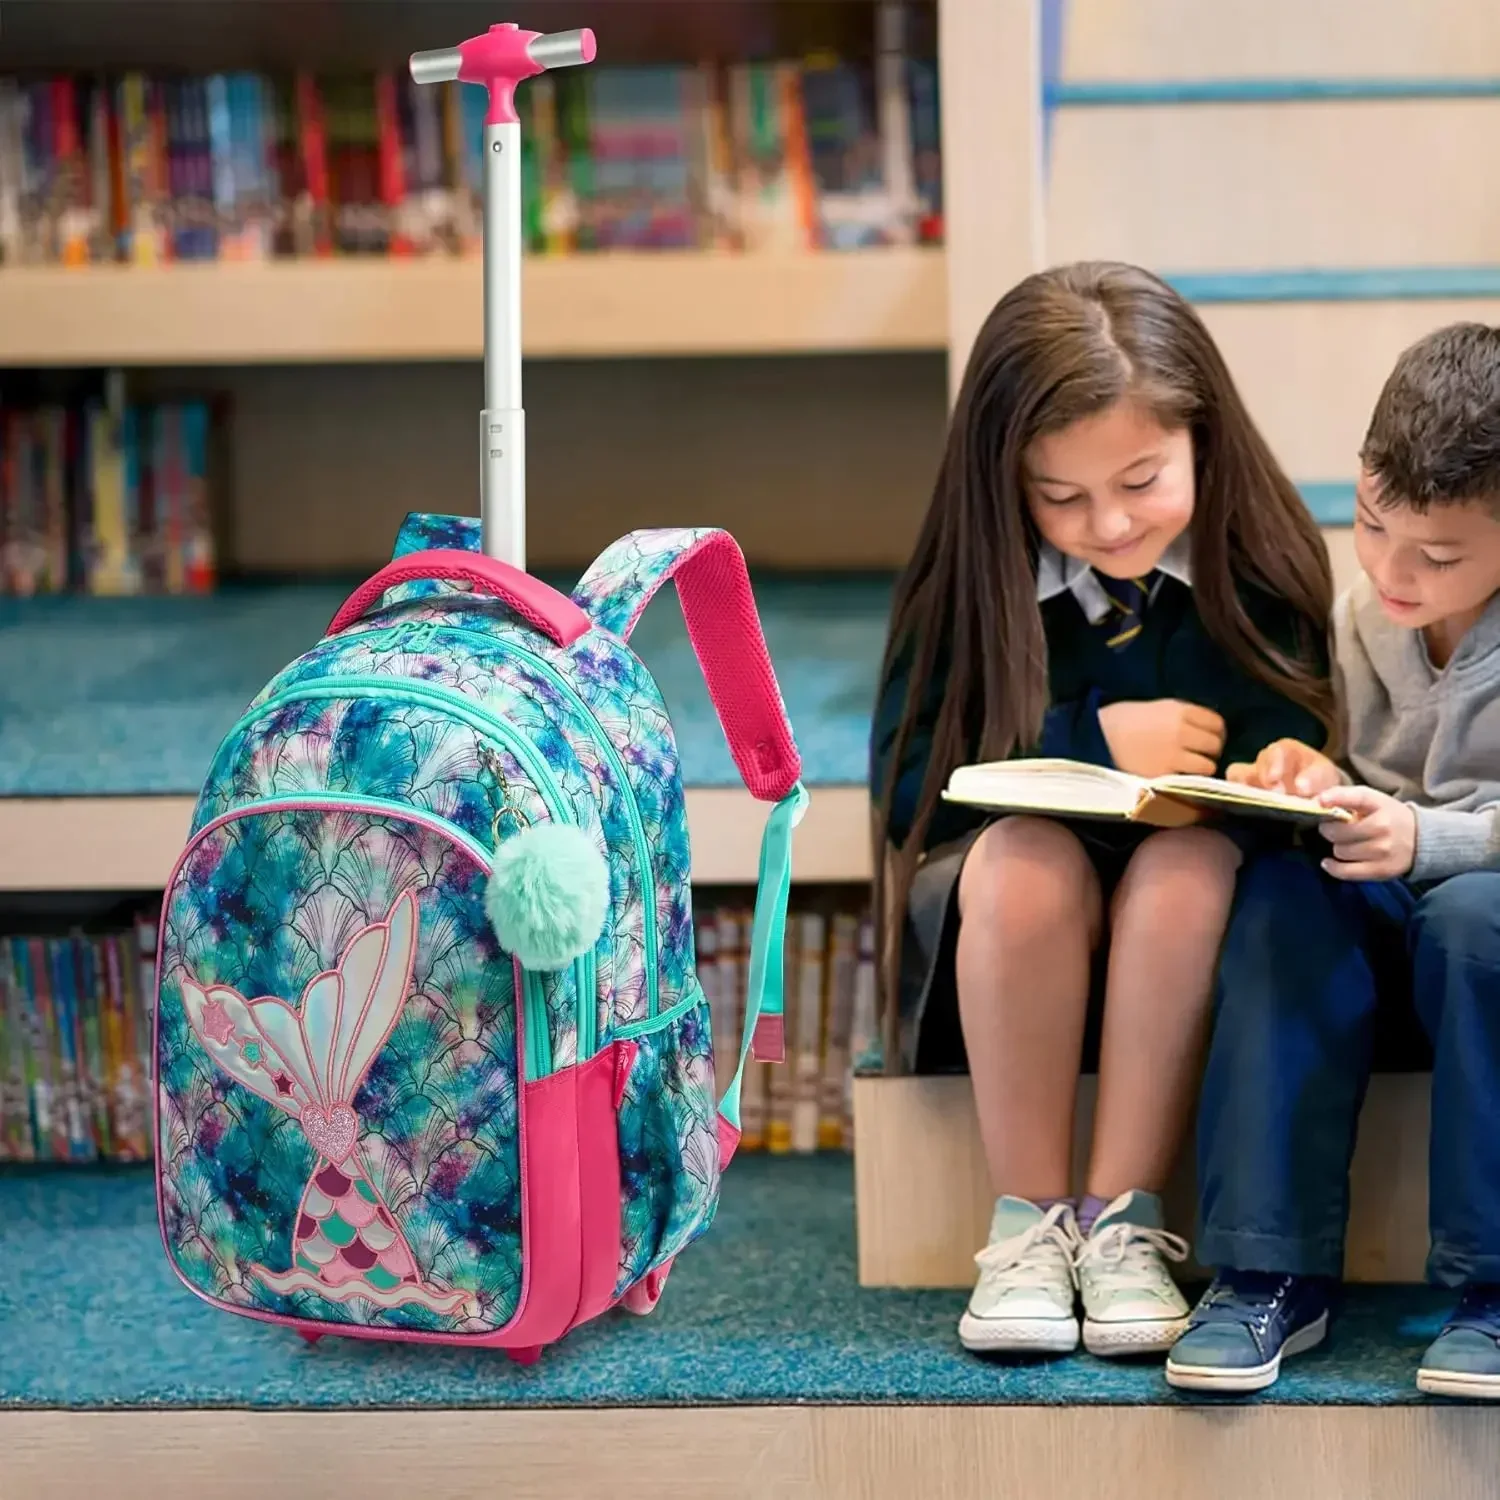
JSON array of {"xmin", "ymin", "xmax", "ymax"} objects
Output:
[
  {"xmin": 482, "ymin": 1066, "xmax": 582, "ymax": 1349},
  {"xmin": 571, "ymin": 1040, "xmax": 635, "ymax": 1327}
]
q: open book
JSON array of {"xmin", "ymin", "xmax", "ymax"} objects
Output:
[{"xmin": 941, "ymin": 758, "xmax": 1351, "ymax": 828}]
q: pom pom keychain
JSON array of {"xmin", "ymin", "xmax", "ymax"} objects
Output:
[{"xmin": 484, "ymin": 822, "xmax": 609, "ymax": 971}]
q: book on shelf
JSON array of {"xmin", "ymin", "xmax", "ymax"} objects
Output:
[
  {"xmin": 0, "ymin": 17, "xmax": 942, "ymax": 270},
  {"xmin": 821, "ymin": 912, "xmax": 859, "ymax": 1149},
  {"xmin": 0, "ymin": 377, "xmax": 221, "ymax": 598},
  {"xmin": 693, "ymin": 894, "xmax": 872, "ymax": 1155},
  {"xmin": 844, "ymin": 916, "xmax": 880, "ymax": 1142},
  {"xmin": 0, "ymin": 911, "xmax": 156, "ymax": 1164},
  {"xmin": 942, "ymin": 758, "xmax": 1351, "ymax": 828},
  {"xmin": 0, "ymin": 895, "xmax": 881, "ymax": 1165}
]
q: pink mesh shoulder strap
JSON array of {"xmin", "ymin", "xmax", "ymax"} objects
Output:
[{"xmin": 572, "ymin": 528, "xmax": 801, "ymax": 803}]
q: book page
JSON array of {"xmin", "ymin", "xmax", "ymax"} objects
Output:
[
  {"xmin": 1151, "ymin": 774, "xmax": 1351, "ymax": 823},
  {"xmin": 944, "ymin": 758, "xmax": 1144, "ymax": 818}
]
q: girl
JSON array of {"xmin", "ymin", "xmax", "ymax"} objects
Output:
[{"xmin": 870, "ymin": 261, "xmax": 1336, "ymax": 1359}]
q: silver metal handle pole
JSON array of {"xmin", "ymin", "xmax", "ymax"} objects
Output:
[
  {"xmin": 482, "ymin": 120, "xmax": 525, "ymax": 567},
  {"xmin": 410, "ymin": 27, "xmax": 596, "ymax": 568}
]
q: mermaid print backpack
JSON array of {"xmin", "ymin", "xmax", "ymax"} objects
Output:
[
  {"xmin": 152, "ymin": 519, "xmax": 805, "ymax": 1358},
  {"xmin": 150, "ymin": 20, "xmax": 807, "ymax": 1362}
]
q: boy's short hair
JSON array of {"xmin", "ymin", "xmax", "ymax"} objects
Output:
[{"xmin": 1361, "ymin": 322, "xmax": 1500, "ymax": 511}]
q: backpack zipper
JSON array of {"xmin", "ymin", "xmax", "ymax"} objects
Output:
[
  {"xmin": 471, "ymin": 635, "xmax": 659, "ymax": 1020},
  {"xmin": 210, "ymin": 683, "xmax": 598, "ymax": 1067},
  {"xmin": 181, "ymin": 789, "xmax": 560, "ymax": 1081},
  {"xmin": 342, "ymin": 619, "xmax": 661, "ymax": 1020}
]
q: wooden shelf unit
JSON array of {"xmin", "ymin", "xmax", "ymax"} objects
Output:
[
  {"xmin": 0, "ymin": 785, "xmax": 874, "ymax": 893},
  {"xmin": 0, "ymin": 249, "xmax": 947, "ymax": 367}
]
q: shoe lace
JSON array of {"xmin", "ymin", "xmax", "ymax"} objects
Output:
[
  {"xmin": 973, "ymin": 1203, "xmax": 1079, "ymax": 1289},
  {"xmin": 1074, "ymin": 1220, "xmax": 1190, "ymax": 1291},
  {"xmin": 1192, "ymin": 1270, "xmax": 1294, "ymax": 1336}
]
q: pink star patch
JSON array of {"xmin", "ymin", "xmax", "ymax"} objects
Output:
[{"xmin": 200, "ymin": 999, "xmax": 237, "ymax": 1047}]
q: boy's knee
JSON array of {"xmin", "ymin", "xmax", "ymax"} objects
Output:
[
  {"xmin": 1413, "ymin": 873, "xmax": 1500, "ymax": 966},
  {"xmin": 958, "ymin": 816, "xmax": 1099, "ymax": 936}
]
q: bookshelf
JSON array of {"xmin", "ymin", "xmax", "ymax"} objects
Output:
[
  {"xmin": 0, "ymin": 0, "xmax": 950, "ymax": 905},
  {"xmin": 0, "ymin": 249, "xmax": 947, "ymax": 366}
]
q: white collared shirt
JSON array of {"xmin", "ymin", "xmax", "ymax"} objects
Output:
[{"xmin": 1034, "ymin": 533, "xmax": 1194, "ymax": 625}]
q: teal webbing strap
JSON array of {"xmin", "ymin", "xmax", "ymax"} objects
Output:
[{"xmin": 718, "ymin": 780, "xmax": 808, "ymax": 1130}]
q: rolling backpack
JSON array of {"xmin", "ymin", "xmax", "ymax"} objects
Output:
[{"xmin": 150, "ymin": 21, "xmax": 807, "ymax": 1362}]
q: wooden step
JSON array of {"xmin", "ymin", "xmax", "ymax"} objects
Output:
[
  {"xmin": 853, "ymin": 1072, "xmax": 1432, "ymax": 1286},
  {"xmin": 8, "ymin": 1404, "xmax": 1500, "ymax": 1500}
]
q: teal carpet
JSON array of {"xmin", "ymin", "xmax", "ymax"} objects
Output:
[
  {"xmin": 0, "ymin": 1155, "xmax": 1458, "ymax": 1409},
  {"xmin": 0, "ymin": 573, "xmax": 891, "ymax": 797}
]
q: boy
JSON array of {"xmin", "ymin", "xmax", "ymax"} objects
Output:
[{"xmin": 1163, "ymin": 322, "xmax": 1500, "ymax": 1398}]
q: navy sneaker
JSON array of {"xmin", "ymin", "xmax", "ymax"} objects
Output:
[
  {"xmin": 1164, "ymin": 1270, "xmax": 1331, "ymax": 1393},
  {"xmin": 1417, "ymin": 1283, "xmax": 1500, "ymax": 1400}
]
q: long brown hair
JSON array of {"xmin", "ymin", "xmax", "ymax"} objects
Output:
[{"xmin": 872, "ymin": 261, "xmax": 1336, "ymax": 1067}]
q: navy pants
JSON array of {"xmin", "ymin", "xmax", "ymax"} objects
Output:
[{"xmin": 1196, "ymin": 848, "xmax": 1500, "ymax": 1287}]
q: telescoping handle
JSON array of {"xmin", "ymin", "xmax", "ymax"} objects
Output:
[{"xmin": 409, "ymin": 24, "xmax": 597, "ymax": 569}]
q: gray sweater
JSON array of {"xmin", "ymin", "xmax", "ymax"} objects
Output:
[{"xmin": 1335, "ymin": 574, "xmax": 1500, "ymax": 881}]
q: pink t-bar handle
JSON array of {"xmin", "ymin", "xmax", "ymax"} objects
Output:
[{"xmin": 409, "ymin": 23, "xmax": 597, "ymax": 125}]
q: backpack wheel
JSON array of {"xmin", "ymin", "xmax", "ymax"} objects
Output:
[
  {"xmin": 620, "ymin": 1258, "xmax": 672, "ymax": 1315},
  {"xmin": 507, "ymin": 1345, "xmax": 543, "ymax": 1365}
]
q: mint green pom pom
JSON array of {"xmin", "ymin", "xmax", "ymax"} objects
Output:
[{"xmin": 485, "ymin": 823, "xmax": 609, "ymax": 971}]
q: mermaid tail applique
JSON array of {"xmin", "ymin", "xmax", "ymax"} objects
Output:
[
  {"xmin": 181, "ymin": 891, "xmax": 474, "ymax": 1320},
  {"xmin": 253, "ymin": 1154, "xmax": 471, "ymax": 1315}
]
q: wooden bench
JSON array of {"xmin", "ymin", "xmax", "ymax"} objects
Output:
[{"xmin": 852, "ymin": 1072, "xmax": 1432, "ymax": 1285}]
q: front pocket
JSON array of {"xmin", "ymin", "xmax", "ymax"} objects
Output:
[
  {"xmin": 197, "ymin": 683, "xmax": 606, "ymax": 1069},
  {"xmin": 155, "ymin": 799, "xmax": 526, "ymax": 1335}
]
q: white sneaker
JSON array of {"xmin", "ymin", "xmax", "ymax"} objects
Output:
[
  {"xmin": 1074, "ymin": 1190, "xmax": 1191, "ymax": 1356},
  {"xmin": 958, "ymin": 1197, "xmax": 1080, "ymax": 1354}
]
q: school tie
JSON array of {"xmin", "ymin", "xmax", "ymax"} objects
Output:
[{"xmin": 1101, "ymin": 571, "xmax": 1156, "ymax": 650}]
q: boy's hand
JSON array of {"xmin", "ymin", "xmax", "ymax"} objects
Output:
[
  {"xmin": 1316, "ymin": 785, "xmax": 1416, "ymax": 880},
  {"xmin": 1098, "ymin": 700, "xmax": 1226, "ymax": 778},
  {"xmin": 1225, "ymin": 738, "xmax": 1345, "ymax": 797}
]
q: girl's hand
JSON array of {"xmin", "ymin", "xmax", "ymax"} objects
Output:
[
  {"xmin": 1224, "ymin": 738, "xmax": 1344, "ymax": 797},
  {"xmin": 1098, "ymin": 699, "xmax": 1226, "ymax": 778},
  {"xmin": 1316, "ymin": 785, "xmax": 1417, "ymax": 881}
]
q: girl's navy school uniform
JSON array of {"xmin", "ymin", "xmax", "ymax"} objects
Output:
[{"xmin": 871, "ymin": 532, "xmax": 1331, "ymax": 1075}]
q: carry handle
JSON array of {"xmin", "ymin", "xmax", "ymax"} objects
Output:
[{"xmin": 326, "ymin": 548, "xmax": 593, "ymax": 646}]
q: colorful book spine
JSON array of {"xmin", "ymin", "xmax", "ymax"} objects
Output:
[
  {"xmin": 375, "ymin": 72, "xmax": 411, "ymax": 257},
  {"xmin": 295, "ymin": 73, "xmax": 333, "ymax": 257},
  {"xmin": 1, "ymin": 386, "xmax": 222, "ymax": 598},
  {"xmin": 844, "ymin": 915, "xmax": 880, "ymax": 1149},
  {"xmin": 0, "ymin": 944, "xmax": 33, "ymax": 1161},
  {"xmin": 820, "ymin": 912, "xmax": 859, "ymax": 1149},
  {"xmin": 0, "ymin": 56, "xmax": 943, "ymax": 263},
  {"xmin": 0, "ymin": 81, "xmax": 23, "ymax": 263},
  {"xmin": 790, "ymin": 911, "xmax": 827, "ymax": 1154},
  {"xmin": 876, "ymin": 0, "xmax": 920, "ymax": 247},
  {"xmin": 0, "ymin": 914, "xmax": 159, "ymax": 1163}
]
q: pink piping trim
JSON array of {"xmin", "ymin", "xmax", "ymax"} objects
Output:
[{"xmin": 151, "ymin": 797, "xmax": 550, "ymax": 1347}]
